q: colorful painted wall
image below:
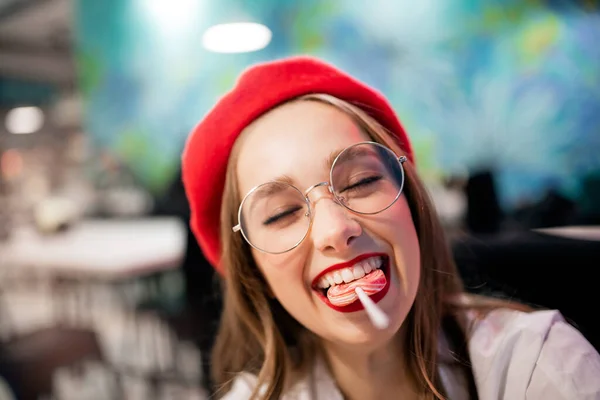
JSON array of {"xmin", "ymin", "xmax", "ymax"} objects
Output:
[{"xmin": 75, "ymin": 0, "xmax": 600, "ymax": 208}]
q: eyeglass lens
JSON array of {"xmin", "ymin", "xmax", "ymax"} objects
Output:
[{"xmin": 238, "ymin": 143, "xmax": 404, "ymax": 253}]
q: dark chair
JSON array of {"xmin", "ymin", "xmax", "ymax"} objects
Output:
[
  {"xmin": 453, "ymin": 230, "xmax": 600, "ymax": 351},
  {"xmin": 464, "ymin": 170, "xmax": 503, "ymax": 234},
  {"xmin": 152, "ymin": 167, "xmax": 224, "ymax": 393},
  {"xmin": 0, "ymin": 327, "xmax": 120, "ymax": 400},
  {"xmin": 125, "ymin": 238, "xmax": 222, "ymax": 394}
]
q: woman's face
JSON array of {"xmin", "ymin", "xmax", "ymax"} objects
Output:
[{"xmin": 235, "ymin": 101, "xmax": 420, "ymax": 348}]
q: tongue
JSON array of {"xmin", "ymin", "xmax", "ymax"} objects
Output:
[{"xmin": 326, "ymin": 269, "xmax": 386, "ymax": 307}]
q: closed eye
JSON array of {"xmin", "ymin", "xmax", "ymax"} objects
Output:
[
  {"xmin": 263, "ymin": 205, "xmax": 303, "ymax": 226},
  {"xmin": 340, "ymin": 175, "xmax": 382, "ymax": 193}
]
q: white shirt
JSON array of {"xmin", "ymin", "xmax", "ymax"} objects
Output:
[
  {"xmin": 223, "ymin": 309, "xmax": 600, "ymax": 399},
  {"xmin": 0, "ymin": 378, "xmax": 14, "ymax": 400}
]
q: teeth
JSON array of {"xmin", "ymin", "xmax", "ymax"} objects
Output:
[
  {"xmin": 315, "ymin": 256, "xmax": 383, "ymax": 290},
  {"xmin": 369, "ymin": 258, "xmax": 378, "ymax": 270},
  {"xmin": 341, "ymin": 269, "xmax": 354, "ymax": 283},
  {"xmin": 352, "ymin": 265, "xmax": 365, "ymax": 280},
  {"xmin": 332, "ymin": 271, "xmax": 343, "ymax": 284}
]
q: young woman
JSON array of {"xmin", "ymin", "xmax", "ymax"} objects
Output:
[{"xmin": 182, "ymin": 57, "xmax": 600, "ymax": 399}]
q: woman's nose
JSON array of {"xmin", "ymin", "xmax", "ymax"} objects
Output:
[{"xmin": 310, "ymin": 197, "xmax": 362, "ymax": 254}]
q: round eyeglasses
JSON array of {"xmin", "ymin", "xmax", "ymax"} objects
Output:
[{"xmin": 232, "ymin": 141, "xmax": 408, "ymax": 254}]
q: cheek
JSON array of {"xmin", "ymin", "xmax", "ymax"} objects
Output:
[
  {"xmin": 379, "ymin": 196, "xmax": 421, "ymax": 282},
  {"xmin": 379, "ymin": 195, "xmax": 418, "ymax": 238},
  {"xmin": 252, "ymin": 250, "xmax": 310, "ymax": 302}
]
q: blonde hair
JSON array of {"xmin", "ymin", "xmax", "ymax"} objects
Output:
[{"xmin": 211, "ymin": 94, "xmax": 528, "ymax": 399}]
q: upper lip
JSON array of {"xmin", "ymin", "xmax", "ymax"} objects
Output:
[{"xmin": 310, "ymin": 252, "xmax": 387, "ymax": 288}]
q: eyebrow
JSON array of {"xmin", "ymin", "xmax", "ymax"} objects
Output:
[
  {"xmin": 246, "ymin": 174, "xmax": 295, "ymax": 205},
  {"xmin": 326, "ymin": 146, "xmax": 373, "ymax": 169},
  {"xmin": 263, "ymin": 174, "xmax": 294, "ymax": 188},
  {"xmin": 272, "ymin": 146, "xmax": 374, "ymax": 187},
  {"xmin": 324, "ymin": 149, "xmax": 343, "ymax": 171},
  {"xmin": 247, "ymin": 145, "xmax": 372, "ymax": 203},
  {"xmin": 264, "ymin": 149, "xmax": 341, "ymax": 187}
]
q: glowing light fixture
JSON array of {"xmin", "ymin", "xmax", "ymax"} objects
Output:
[
  {"xmin": 5, "ymin": 106, "xmax": 44, "ymax": 134},
  {"xmin": 141, "ymin": 0, "xmax": 204, "ymax": 37},
  {"xmin": 202, "ymin": 22, "xmax": 272, "ymax": 53}
]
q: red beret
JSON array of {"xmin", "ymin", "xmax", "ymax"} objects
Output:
[{"xmin": 182, "ymin": 56, "xmax": 414, "ymax": 274}]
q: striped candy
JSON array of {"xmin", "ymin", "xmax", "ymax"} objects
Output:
[{"xmin": 327, "ymin": 269, "xmax": 386, "ymax": 307}]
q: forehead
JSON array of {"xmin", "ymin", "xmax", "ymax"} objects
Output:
[{"xmin": 235, "ymin": 100, "xmax": 370, "ymax": 194}]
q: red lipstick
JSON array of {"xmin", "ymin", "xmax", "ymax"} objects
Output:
[
  {"xmin": 311, "ymin": 253, "xmax": 384, "ymax": 288},
  {"xmin": 312, "ymin": 253, "xmax": 391, "ymax": 313}
]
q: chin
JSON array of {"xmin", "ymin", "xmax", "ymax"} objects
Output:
[
  {"xmin": 319, "ymin": 305, "xmax": 406, "ymax": 347},
  {"xmin": 314, "ymin": 269, "xmax": 409, "ymax": 346},
  {"xmin": 319, "ymin": 320, "xmax": 404, "ymax": 354}
]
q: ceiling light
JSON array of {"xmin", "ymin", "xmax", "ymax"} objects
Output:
[
  {"xmin": 140, "ymin": 0, "xmax": 204, "ymax": 37},
  {"xmin": 5, "ymin": 106, "xmax": 44, "ymax": 135},
  {"xmin": 202, "ymin": 22, "xmax": 272, "ymax": 54}
]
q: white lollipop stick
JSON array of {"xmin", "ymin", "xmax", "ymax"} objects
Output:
[{"xmin": 355, "ymin": 287, "xmax": 389, "ymax": 330}]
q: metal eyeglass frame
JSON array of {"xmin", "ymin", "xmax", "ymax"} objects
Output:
[{"xmin": 232, "ymin": 141, "xmax": 408, "ymax": 254}]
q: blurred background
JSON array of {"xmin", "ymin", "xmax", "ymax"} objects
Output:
[{"xmin": 0, "ymin": 0, "xmax": 599, "ymax": 399}]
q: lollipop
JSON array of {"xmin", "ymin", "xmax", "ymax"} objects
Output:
[{"xmin": 327, "ymin": 269, "xmax": 386, "ymax": 307}]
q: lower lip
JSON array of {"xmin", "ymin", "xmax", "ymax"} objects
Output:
[{"xmin": 314, "ymin": 259, "xmax": 391, "ymax": 313}]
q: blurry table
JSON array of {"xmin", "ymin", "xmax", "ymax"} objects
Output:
[
  {"xmin": 0, "ymin": 217, "xmax": 186, "ymax": 327},
  {"xmin": 1, "ymin": 218, "xmax": 186, "ymax": 280},
  {"xmin": 0, "ymin": 218, "xmax": 203, "ymax": 397}
]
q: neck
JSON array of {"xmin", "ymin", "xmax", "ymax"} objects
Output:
[{"xmin": 321, "ymin": 327, "xmax": 420, "ymax": 400}]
